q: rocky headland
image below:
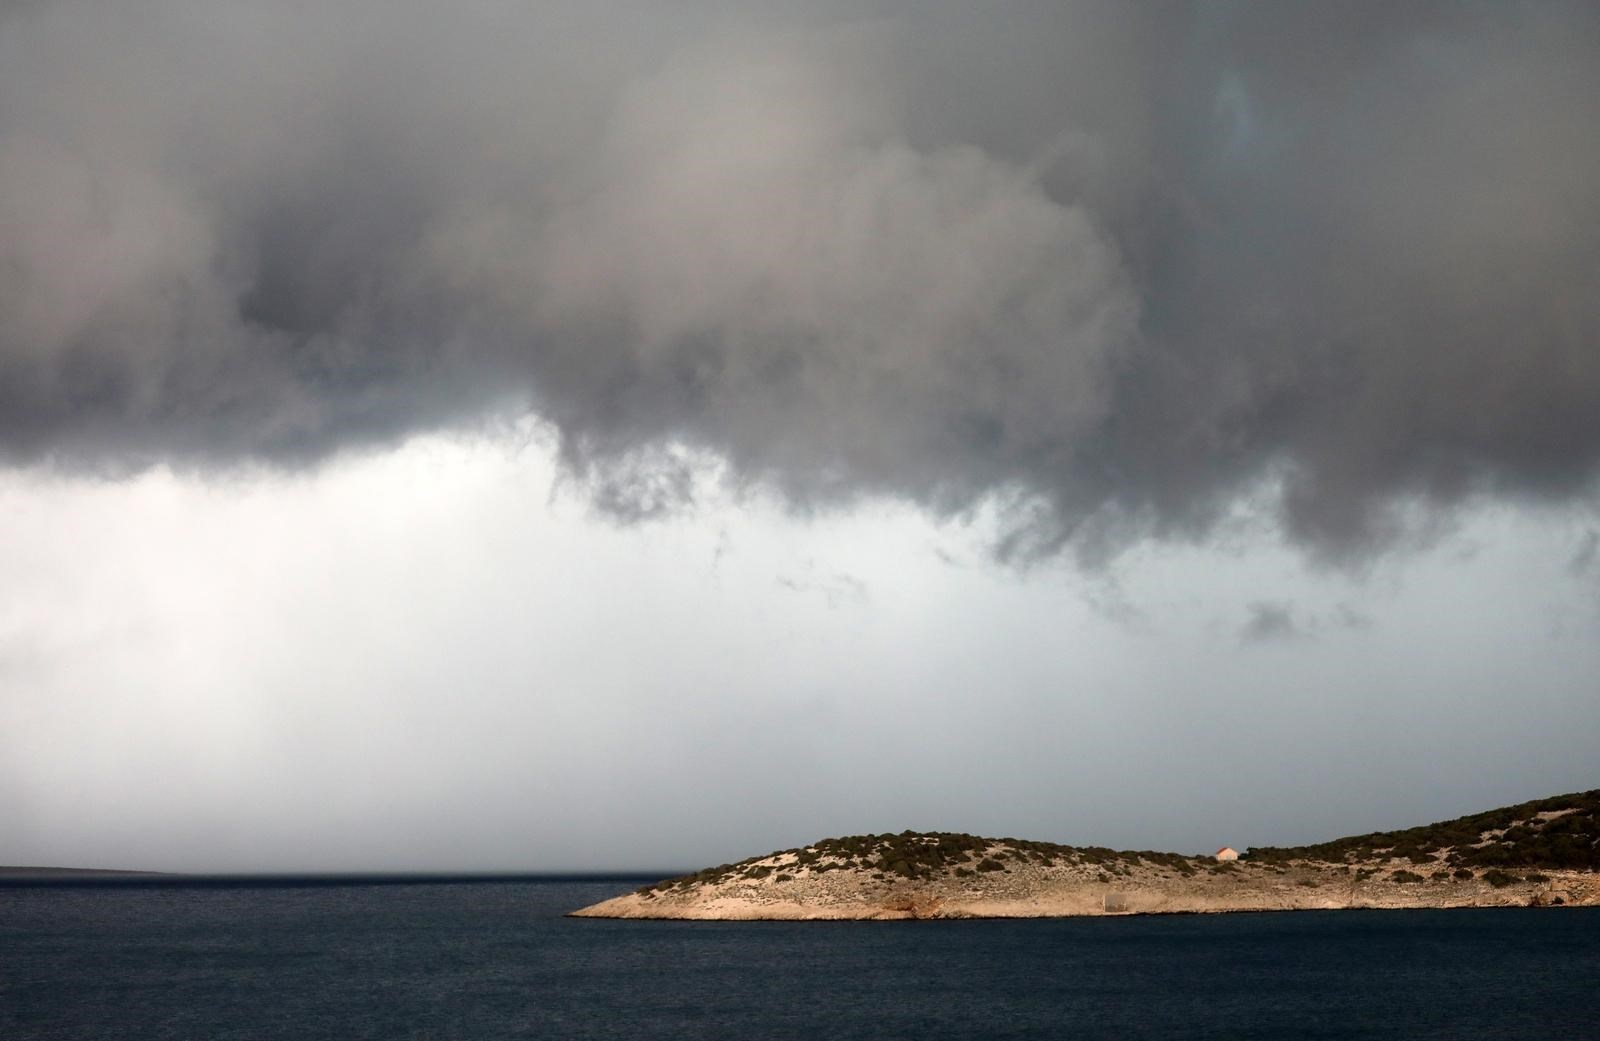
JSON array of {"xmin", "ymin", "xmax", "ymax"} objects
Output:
[{"xmin": 572, "ymin": 789, "xmax": 1600, "ymax": 920}]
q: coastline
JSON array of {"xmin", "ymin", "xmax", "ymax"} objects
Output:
[{"xmin": 570, "ymin": 837, "xmax": 1600, "ymax": 921}]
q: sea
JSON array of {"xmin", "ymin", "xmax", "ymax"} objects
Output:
[{"xmin": 3, "ymin": 876, "xmax": 1597, "ymax": 1040}]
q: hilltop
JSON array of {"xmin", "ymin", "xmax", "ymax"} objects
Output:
[
  {"xmin": 571, "ymin": 789, "xmax": 1600, "ymax": 920},
  {"xmin": 1245, "ymin": 789, "xmax": 1600, "ymax": 870}
]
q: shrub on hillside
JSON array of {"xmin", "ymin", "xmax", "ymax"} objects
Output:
[{"xmin": 1245, "ymin": 789, "xmax": 1600, "ymax": 868}]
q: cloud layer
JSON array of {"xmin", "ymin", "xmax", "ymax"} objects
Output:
[{"xmin": 2, "ymin": 2, "xmax": 1597, "ymax": 557}]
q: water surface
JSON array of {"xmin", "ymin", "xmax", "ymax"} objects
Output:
[{"xmin": 3, "ymin": 878, "xmax": 1595, "ymax": 1040}]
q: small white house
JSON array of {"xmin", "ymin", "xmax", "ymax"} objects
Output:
[{"xmin": 1214, "ymin": 846, "xmax": 1240, "ymax": 862}]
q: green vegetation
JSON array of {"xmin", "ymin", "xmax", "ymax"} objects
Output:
[
  {"xmin": 1389, "ymin": 870, "xmax": 1425, "ymax": 884},
  {"xmin": 1244, "ymin": 789, "xmax": 1600, "ymax": 870},
  {"xmin": 634, "ymin": 830, "xmax": 1209, "ymax": 894}
]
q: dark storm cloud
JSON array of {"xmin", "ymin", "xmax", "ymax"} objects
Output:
[{"xmin": 2, "ymin": 1, "xmax": 1597, "ymax": 558}]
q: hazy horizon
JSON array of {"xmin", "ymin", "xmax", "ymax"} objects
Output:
[
  {"xmin": 12, "ymin": 776, "xmax": 1600, "ymax": 877},
  {"xmin": 3, "ymin": 2, "xmax": 1598, "ymax": 875}
]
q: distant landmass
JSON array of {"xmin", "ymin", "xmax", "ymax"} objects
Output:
[
  {"xmin": 0, "ymin": 866, "xmax": 161, "ymax": 878},
  {"xmin": 571, "ymin": 788, "xmax": 1600, "ymax": 920}
]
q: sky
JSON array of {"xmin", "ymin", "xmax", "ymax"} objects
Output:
[{"xmin": 1, "ymin": 1, "xmax": 1598, "ymax": 873}]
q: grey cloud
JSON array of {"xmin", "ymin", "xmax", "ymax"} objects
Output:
[
  {"xmin": 1239, "ymin": 601, "xmax": 1307, "ymax": 644},
  {"xmin": 1570, "ymin": 531, "xmax": 1599, "ymax": 576},
  {"xmin": 777, "ymin": 566, "xmax": 868, "ymax": 608},
  {"xmin": 1332, "ymin": 604, "xmax": 1374, "ymax": 633},
  {"xmin": 1240, "ymin": 599, "xmax": 1378, "ymax": 644},
  {"xmin": 2, "ymin": 2, "xmax": 1599, "ymax": 560}
]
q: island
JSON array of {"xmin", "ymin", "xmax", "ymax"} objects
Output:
[{"xmin": 571, "ymin": 788, "xmax": 1600, "ymax": 920}]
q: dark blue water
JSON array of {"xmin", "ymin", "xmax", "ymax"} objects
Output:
[{"xmin": 3, "ymin": 879, "xmax": 1597, "ymax": 1040}]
